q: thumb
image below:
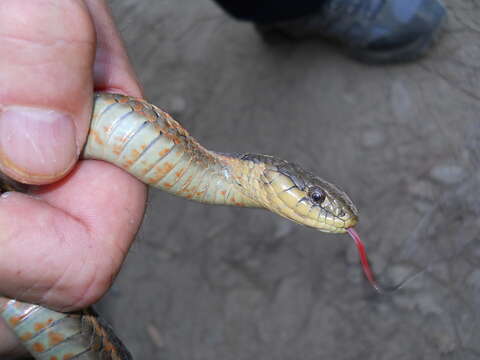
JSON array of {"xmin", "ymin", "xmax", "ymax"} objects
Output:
[{"xmin": 0, "ymin": 0, "xmax": 96, "ymax": 184}]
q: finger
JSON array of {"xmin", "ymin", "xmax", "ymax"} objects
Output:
[
  {"xmin": 85, "ymin": 0, "xmax": 143, "ymax": 97},
  {"xmin": 0, "ymin": 161, "xmax": 146, "ymax": 311},
  {"xmin": 0, "ymin": 0, "xmax": 96, "ymax": 184}
]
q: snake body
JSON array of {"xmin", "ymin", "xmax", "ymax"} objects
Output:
[{"xmin": 0, "ymin": 93, "xmax": 358, "ymax": 359}]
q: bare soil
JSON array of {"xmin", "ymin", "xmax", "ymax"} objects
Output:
[{"xmin": 99, "ymin": 1, "xmax": 480, "ymax": 359}]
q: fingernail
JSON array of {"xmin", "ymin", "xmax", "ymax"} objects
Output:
[{"xmin": 0, "ymin": 107, "xmax": 77, "ymax": 181}]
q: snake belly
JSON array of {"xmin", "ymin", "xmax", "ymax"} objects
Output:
[{"xmin": 0, "ymin": 92, "xmax": 358, "ymax": 359}]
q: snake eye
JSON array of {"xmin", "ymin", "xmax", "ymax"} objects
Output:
[{"xmin": 309, "ymin": 188, "xmax": 326, "ymax": 204}]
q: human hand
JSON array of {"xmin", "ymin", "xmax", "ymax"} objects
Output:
[{"xmin": 0, "ymin": 1, "xmax": 147, "ymax": 356}]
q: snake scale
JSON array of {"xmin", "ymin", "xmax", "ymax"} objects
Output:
[{"xmin": 0, "ymin": 92, "xmax": 359, "ymax": 359}]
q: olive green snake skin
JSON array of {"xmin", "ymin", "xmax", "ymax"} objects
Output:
[{"xmin": 0, "ymin": 93, "xmax": 358, "ymax": 359}]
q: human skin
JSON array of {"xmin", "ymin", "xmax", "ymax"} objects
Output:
[{"xmin": 0, "ymin": 1, "xmax": 147, "ymax": 356}]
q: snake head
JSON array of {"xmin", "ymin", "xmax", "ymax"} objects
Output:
[{"xmin": 254, "ymin": 156, "xmax": 358, "ymax": 233}]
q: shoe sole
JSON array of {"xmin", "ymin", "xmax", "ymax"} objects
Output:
[
  {"xmin": 256, "ymin": 14, "xmax": 447, "ymax": 65},
  {"xmin": 349, "ymin": 14, "xmax": 448, "ymax": 64}
]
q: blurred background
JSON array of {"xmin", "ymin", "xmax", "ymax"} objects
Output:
[{"xmin": 99, "ymin": 1, "xmax": 480, "ymax": 359}]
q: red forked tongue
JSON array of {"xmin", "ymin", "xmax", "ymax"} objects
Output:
[{"xmin": 347, "ymin": 228, "xmax": 402, "ymax": 294}]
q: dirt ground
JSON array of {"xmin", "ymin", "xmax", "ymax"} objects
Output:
[{"xmin": 97, "ymin": 1, "xmax": 480, "ymax": 359}]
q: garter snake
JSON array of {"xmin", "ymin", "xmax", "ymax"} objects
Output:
[{"xmin": 1, "ymin": 92, "xmax": 358, "ymax": 359}]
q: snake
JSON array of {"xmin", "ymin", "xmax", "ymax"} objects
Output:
[{"xmin": 0, "ymin": 92, "xmax": 361, "ymax": 359}]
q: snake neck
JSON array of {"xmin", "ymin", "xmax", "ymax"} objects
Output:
[
  {"xmin": 82, "ymin": 93, "xmax": 266, "ymax": 209},
  {"xmin": 213, "ymin": 152, "xmax": 273, "ymax": 208}
]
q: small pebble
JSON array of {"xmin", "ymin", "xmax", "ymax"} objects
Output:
[
  {"xmin": 467, "ymin": 269, "xmax": 480, "ymax": 287},
  {"xmin": 458, "ymin": 43, "xmax": 480, "ymax": 68},
  {"xmin": 430, "ymin": 165, "xmax": 466, "ymax": 185},
  {"xmin": 166, "ymin": 96, "xmax": 187, "ymax": 115},
  {"xmin": 414, "ymin": 200, "xmax": 434, "ymax": 214},
  {"xmin": 388, "ymin": 264, "xmax": 418, "ymax": 286},
  {"xmin": 147, "ymin": 323, "xmax": 165, "ymax": 348},
  {"xmin": 361, "ymin": 129, "xmax": 385, "ymax": 148},
  {"xmin": 273, "ymin": 218, "xmax": 294, "ymax": 239},
  {"xmin": 0, "ymin": 191, "xmax": 12, "ymax": 199},
  {"xmin": 408, "ymin": 180, "xmax": 435, "ymax": 200},
  {"xmin": 390, "ymin": 81, "xmax": 413, "ymax": 121},
  {"xmin": 156, "ymin": 248, "xmax": 174, "ymax": 260},
  {"xmin": 347, "ymin": 267, "xmax": 363, "ymax": 284}
]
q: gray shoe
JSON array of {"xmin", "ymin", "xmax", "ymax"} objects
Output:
[{"xmin": 256, "ymin": 0, "xmax": 447, "ymax": 64}]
